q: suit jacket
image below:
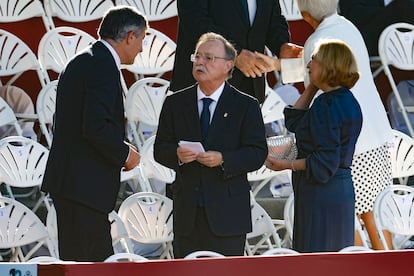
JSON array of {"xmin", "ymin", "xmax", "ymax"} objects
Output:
[
  {"xmin": 154, "ymin": 82, "xmax": 268, "ymax": 236},
  {"xmin": 169, "ymin": 0, "xmax": 290, "ymax": 103},
  {"xmin": 41, "ymin": 41, "xmax": 129, "ymax": 213}
]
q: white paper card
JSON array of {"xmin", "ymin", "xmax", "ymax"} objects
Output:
[
  {"xmin": 281, "ymin": 58, "xmax": 306, "ymax": 84},
  {"xmin": 178, "ymin": 141, "xmax": 205, "ymax": 155}
]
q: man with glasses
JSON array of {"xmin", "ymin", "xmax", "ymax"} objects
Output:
[{"xmin": 154, "ymin": 32, "xmax": 267, "ymax": 257}]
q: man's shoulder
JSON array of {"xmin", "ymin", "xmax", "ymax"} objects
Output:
[{"xmin": 225, "ymin": 82, "xmax": 260, "ymax": 104}]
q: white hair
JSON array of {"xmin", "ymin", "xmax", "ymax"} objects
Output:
[{"xmin": 295, "ymin": 0, "xmax": 338, "ymax": 21}]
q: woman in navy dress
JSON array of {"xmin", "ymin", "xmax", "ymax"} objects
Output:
[{"xmin": 265, "ymin": 40, "xmax": 363, "ymax": 252}]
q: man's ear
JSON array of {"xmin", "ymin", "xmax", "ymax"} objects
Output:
[{"xmin": 126, "ymin": 31, "xmax": 136, "ymax": 44}]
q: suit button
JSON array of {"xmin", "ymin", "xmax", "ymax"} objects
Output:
[{"xmin": 194, "ymin": 187, "xmax": 199, "ymax": 191}]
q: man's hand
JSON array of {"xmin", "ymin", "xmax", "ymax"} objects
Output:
[
  {"xmin": 196, "ymin": 151, "xmax": 223, "ymax": 168},
  {"xmin": 124, "ymin": 146, "xmax": 140, "ymax": 171},
  {"xmin": 236, "ymin": 49, "xmax": 274, "ymax": 78},
  {"xmin": 177, "ymin": 146, "xmax": 198, "ymax": 164},
  {"xmin": 279, "ymin": 43, "xmax": 303, "ymax": 58}
]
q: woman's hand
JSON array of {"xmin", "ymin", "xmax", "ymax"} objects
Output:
[{"xmin": 265, "ymin": 156, "xmax": 290, "ymax": 171}]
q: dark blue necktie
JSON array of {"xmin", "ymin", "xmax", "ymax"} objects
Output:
[
  {"xmin": 200, "ymin": 98, "xmax": 213, "ymax": 140},
  {"xmin": 241, "ymin": 0, "xmax": 249, "ymax": 22}
]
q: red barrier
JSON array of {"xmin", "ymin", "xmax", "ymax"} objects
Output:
[{"xmin": 39, "ymin": 250, "xmax": 414, "ymax": 276}]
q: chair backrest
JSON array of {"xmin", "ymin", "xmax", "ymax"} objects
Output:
[
  {"xmin": 0, "ymin": 0, "xmax": 54, "ymax": 31},
  {"xmin": 248, "ymin": 165, "xmax": 288, "ymax": 198},
  {"xmin": 44, "ymin": 0, "xmax": 114, "ymax": 23},
  {"xmin": 27, "ymin": 256, "xmax": 63, "ymax": 263},
  {"xmin": 46, "ymin": 205, "xmax": 59, "ymax": 258},
  {"xmin": 378, "ymin": 23, "xmax": 414, "ymax": 136},
  {"xmin": 109, "ymin": 210, "xmax": 135, "ymax": 254},
  {"xmin": 104, "ymin": 252, "xmax": 148, "ymax": 262},
  {"xmin": 118, "ymin": 192, "xmax": 174, "ymax": 244},
  {"xmin": 373, "ymin": 184, "xmax": 414, "ymax": 250},
  {"xmin": 389, "ymin": 129, "xmax": 414, "ymax": 181},
  {"xmin": 261, "ymin": 84, "xmax": 287, "ymax": 125},
  {"xmin": 283, "ymin": 192, "xmax": 295, "ymax": 242},
  {"xmin": 261, "ymin": 247, "xmax": 300, "ymax": 255},
  {"xmin": 36, "ymin": 80, "xmax": 58, "ymax": 148},
  {"xmin": 0, "ymin": 29, "xmax": 47, "ymax": 87},
  {"xmin": 338, "ymin": 245, "xmax": 373, "ymax": 253},
  {"xmin": 0, "ymin": 85, "xmax": 36, "ymax": 139},
  {"xmin": 184, "ymin": 250, "xmax": 225, "ymax": 259},
  {"xmin": 122, "ymin": 27, "xmax": 176, "ymax": 77},
  {"xmin": 115, "ymin": 0, "xmax": 178, "ymax": 21},
  {"xmin": 0, "ymin": 197, "xmax": 56, "ymax": 261},
  {"xmin": 38, "ymin": 26, "xmax": 96, "ymax": 81},
  {"xmin": 140, "ymin": 135, "xmax": 176, "ymax": 184},
  {"xmin": 0, "ymin": 96, "xmax": 23, "ymax": 138},
  {"xmin": 245, "ymin": 199, "xmax": 282, "ymax": 255},
  {"xmin": 0, "ymin": 136, "xmax": 49, "ymax": 189},
  {"xmin": 279, "ymin": 0, "xmax": 302, "ymax": 21},
  {"xmin": 125, "ymin": 77, "xmax": 171, "ymax": 128}
]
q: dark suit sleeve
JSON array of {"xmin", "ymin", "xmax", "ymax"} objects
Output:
[
  {"xmin": 265, "ymin": 0, "xmax": 290, "ymax": 56},
  {"xmin": 221, "ymin": 98, "xmax": 268, "ymax": 178},
  {"xmin": 82, "ymin": 57, "xmax": 129, "ymax": 167},
  {"xmin": 154, "ymin": 96, "xmax": 181, "ymax": 171}
]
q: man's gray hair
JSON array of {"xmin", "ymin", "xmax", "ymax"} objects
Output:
[
  {"xmin": 295, "ymin": 0, "xmax": 338, "ymax": 21},
  {"xmin": 98, "ymin": 6, "xmax": 148, "ymax": 42}
]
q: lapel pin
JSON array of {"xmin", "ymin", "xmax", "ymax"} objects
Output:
[{"xmin": 224, "ymin": 113, "xmax": 228, "ymax": 118}]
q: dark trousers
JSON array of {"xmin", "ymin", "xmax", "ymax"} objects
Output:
[
  {"xmin": 53, "ymin": 196, "xmax": 113, "ymax": 262},
  {"xmin": 173, "ymin": 207, "xmax": 246, "ymax": 258}
]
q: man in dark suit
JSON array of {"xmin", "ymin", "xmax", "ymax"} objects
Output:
[
  {"xmin": 154, "ymin": 32, "xmax": 268, "ymax": 258},
  {"xmin": 169, "ymin": 0, "xmax": 293, "ymax": 104},
  {"xmin": 339, "ymin": 0, "xmax": 414, "ymax": 56},
  {"xmin": 41, "ymin": 6, "xmax": 147, "ymax": 262}
]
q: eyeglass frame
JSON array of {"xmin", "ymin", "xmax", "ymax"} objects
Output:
[{"xmin": 190, "ymin": 53, "xmax": 232, "ymax": 63}]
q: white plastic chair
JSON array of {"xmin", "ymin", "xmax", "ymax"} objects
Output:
[
  {"xmin": 373, "ymin": 184, "xmax": 414, "ymax": 250},
  {"xmin": 338, "ymin": 245, "xmax": 373, "ymax": 253},
  {"xmin": 44, "ymin": 0, "xmax": 114, "ymax": 24},
  {"xmin": 279, "ymin": 0, "xmax": 302, "ymax": 21},
  {"xmin": 0, "ymin": 197, "xmax": 57, "ymax": 262},
  {"xmin": 261, "ymin": 247, "xmax": 300, "ymax": 255},
  {"xmin": 104, "ymin": 252, "xmax": 149, "ymax": 262},
  {"xmin": 27, "ymin": 256, "xmax": 63, "ymax": 263},
  {"xmin": 38, "ymin": 26, "xmax": 96, "ymax": 82},
  {"xmin": 245, "ymin": 199, "xmax": 282, "ymax": 256},
  {"xmin": 125, "ymin": 77, "xmax": 171, "ymax": 149},
  {"xmin": 36, "ymin": 80, "xmax": 58, "ymax": 148},
  {"xmin": 45, "ymin": 204, "xmax": 59, "ymax": 258},
  {"xmin": 389, "ymin": 129, "xmax": 414, "ymax": 185},
  {"xmin": 122, "ymin": 27, "xmax": 176, "ymax": 79},
  {"xmin": 0, "ymin": 136, "xmax": 51, "ymax": 213},
  {"xmin": 0, "ymin": 97, "xmax": 23, "ymax": 139},
  {"xmin": 0, "ymin": 29, "xmax": 47, "ymax": 88},
  {"xmin": 109, "ymin": 210, "xmax": 135, "ymax": 254},
  {"xmin": 118, "ymin": 192, "xmax": 174, "ymax": 259},
  {"xmin": 115, "ymin": 0, "xmax": 178, "ymax": 21},
  {"xmin": 378, "ymin": 23, "xmax": 414, "ymax": 137},
  {"xmin": 140, "ymin": 135, "xmax": 176, "ymax": 190},
  {"xmin": 184, "ymin": 250, "xmax": 225, "ymax": 259},
  {"xmin": 0, "ymin": 0, "xmax": 54, "ymax": 31},
  {"xmin": 248, "ymin": 166, "xmax": 289, "ymax": 198}
]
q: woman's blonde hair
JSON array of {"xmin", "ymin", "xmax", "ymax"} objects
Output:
[{"xmin": 312, "ymin": 39, "xmax": 360, "ymax": 89}]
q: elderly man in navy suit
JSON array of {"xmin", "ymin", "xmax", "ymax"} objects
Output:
[
  {"xmin": 41, "ymin": 6, "xmax": 147, "ymax": 262},
  {"xmin": 154, "ymin": 32, "xmax": 268, "ymax": 258}
]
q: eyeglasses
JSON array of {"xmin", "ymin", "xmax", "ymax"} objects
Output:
[{"xmin": 190, "ymin": 53, "xmax": 231, "ymax": 63}]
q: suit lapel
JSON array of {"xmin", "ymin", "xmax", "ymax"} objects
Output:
[
  {"xmin": 207, "ymin": 83, "xmax": 234, "ymax": 141},
  {"xmin": 233, "ymin": 0, "xmax": 251, "ymax": 28},
  {"xmin": 182, "ymin": 86, "xmax": 202, "ymax": 139}
]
